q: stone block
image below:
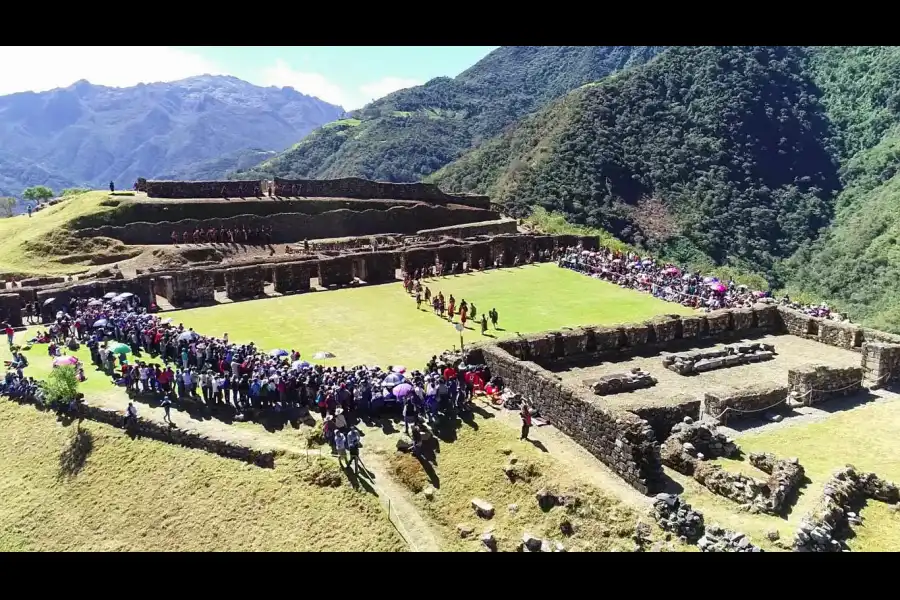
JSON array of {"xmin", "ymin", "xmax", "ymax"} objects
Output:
[
  {"xmin": 224, "ymin": 266, "xmax": 266, "ymax": 300},
  {"xmin": 777, "ymin": 306, "xmax": 815, "ymax": 336},
  {"xmin": 706, "ymin": 310, "xmax": 733, "ymax": 338},
  {"xmin": 680, "ymin": 315, "xmax": 703, "ymax": 339},
  {"xmin": 318, "ymin": 256, "xmax": 354, "ymax": 287},
  {"xmin": 818, "ymin": 320, "xmax": 862, "ymax": 350},
  {"xmin": 561, "ymin": 329, "xmax": 591, "ymax": 356},
  {"xmin": 861, "ymin": 342, "xmax": 900, "ymax": 388},
  {"xmin": 649, "ymin": 316, "xmax": 681, "ymax": 343},
  {"xmin": 752, "ymin": 303, "xmax": 781, "ymax": 332},
  {"xmin": 621, "ymin": 324, "xmax": 650, "ymax": 349},
  {"xmin": 170, "ymin": 269, "xmax": 215, "ymax": 306},
  {"xmin": 787, "ymin": 365, "xmax": 863, "ymax": 406},
  {"xmin": 466, "ymin": 242, "xmax": 492, "ymax": 269},
  {"xmin": 703, "ymin": 384, "xmax": 789, "ymax": 425},
  {"xmin": 594, "ymin": 327, "xmax": 623, "ymax": 351},
  {"xmin": 731, "ymin": 308, "xmax": 755, "ymax": 332},
  {"xmin": 0, "ymin": 293, "xmax": 22, "ymax": 327},
  {"xmin": 272, "ymin": 261, "xmax": 313, "ymax": 294}
]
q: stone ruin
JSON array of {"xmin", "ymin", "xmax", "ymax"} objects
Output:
[
  {"xmin": 660, "ymin": 418, "xmax": 805, "ymax": 515},
  {"xmin": 660, "ymin": 417, "xmax": 739, "ymax": 475},
  {"xmin": 588, "ymin": 368, "xmax": 657, "ymax": 396},
  {"xmin": 663, "ymin": 342, "xmax": 775, "ymax": 375},
  {"xmin": 787, "ymin": 364, "xmax": 863, "ymax": 407},
  {"xmin": 652, "ymin": 493, "xmax": 705, "ymax": 543},
  {"xmin": 793, "ymin": 465, "xmax": 899, "ymax": 552},
  {"xmin": 697, "ymin": 524, "xmax": 764, "ymax": 552},
  {"xmin": 702, "ymin": 383, "xmax": 789, "ymax": 425}
]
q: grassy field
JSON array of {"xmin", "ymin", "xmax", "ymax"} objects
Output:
[
  {"xmin": 177, "ymin": 263, "xmax": 695, "ymax": 368},
  {"xmin": 0, "ymin": 400, "xmax": 405, "ymax": 552},
  {"xmin": 0, "ymin": 190, "xmax": 122, "ymax": 276},
  {"xmin": 673, "ymin": 397, "xmax": 900, "ymax": 551}
]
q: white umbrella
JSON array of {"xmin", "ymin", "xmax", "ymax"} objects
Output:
[
  {"xmin": 178, "ymin": 331, "xmax": 199, "ymax": 342},
  {"xmin": 313, "ymin": 351, "xmax": 335, "ymax": 359},
  {"xmin": 291, "ymin": 360, "xmax": 311, "ymax": 371}
]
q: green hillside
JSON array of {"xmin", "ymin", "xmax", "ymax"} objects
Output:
[
  {"xmin": 430, "ymin": 46, "xmax": 900, "ymax": 332},
  {"xmin": 235, "ymin": 46, "xmax": 665, "ymax": 182}
]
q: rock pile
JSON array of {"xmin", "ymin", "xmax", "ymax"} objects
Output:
[
  {"xmin": 698, "ymin": 524, "xmax": 763, "ymax": 552},
  {"xmin": 651, "ymin": 493, "xmax": 705, "ymax": 543},
  {"xmin": 520, "ymin": 532, "xmax": 566, "ymax": 552},
  {"xmin": 749, "ymin": 452, "xmax": 805, "ymax": 514},
  {"xmin": 693, "ymin": 462, "xmax": 767, "ymax": 511},
  {"xmin": 664, "ymin": 343, "xmax": 775, "ymax": 375},
  {"xmin": 660, "ymin": 417, "xmax": 738, "ymax": 476},
  {"xmin": 535, "ymin": 488, "xmax": 581, "ymax": 512},
  {"xmin": 794, "ymin": 465, "xmax": 900, "ymax": 552},
  {"xmin": 590, "ymin": 368, "xmax": 657, "ymax": 396}
]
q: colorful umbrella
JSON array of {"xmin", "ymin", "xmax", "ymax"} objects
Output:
[
  {"xmin": 392, "ymin": 383, "xmax": 414, "ymax": 398},
  {"xmin": 711, "ymin": 283, "xmax": 727, "ymax": 293},
  {"xmin": 109, "ymin": 342, "xmax": 131, "ymax": 355},
  {"xmin": 382, "ymin": 373, "xmax": 404, "ymax": 387},
  {"xmin": 392, "ymin": 366, "xmax": 407, "ymax": 374},
  {"xmin": 53, "ymin": 355, "xmax": 79, "ymax": 367}
]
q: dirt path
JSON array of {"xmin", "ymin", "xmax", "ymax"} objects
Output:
[{"xmin": 475, "ymin": 399, "xmax": 652, "ymax": 508}]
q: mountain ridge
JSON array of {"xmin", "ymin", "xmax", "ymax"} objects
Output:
[{"xmin": 0, "ymin": 75, "xmax": 344, "ymax": 196}]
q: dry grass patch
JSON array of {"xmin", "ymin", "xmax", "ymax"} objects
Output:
[
  {"xmin": 0, "ymin": 401, "xmax": 405, "ymax": 552},
  {"xmin": 404, "ymin": 416, "xmax": 680, "ymax": 552},
  {"xmin": 388, "ymin": 452, "xmax": 431, "ymax": 494}
]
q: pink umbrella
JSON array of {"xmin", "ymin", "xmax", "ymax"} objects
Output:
[
  {"xmin": 711, "ymin": 283, "xmax": 727, "ymax": 293},
  {"xmin": 664, "ymin": 267, "xmax": 680, "ymax": 275},
  {"xmin": 392, "ymin": 383, "xmax": 414, "ymax": 398},
  {"xmin": 53, "ymin": 356, "xmax": 79, "ymax": 367}
]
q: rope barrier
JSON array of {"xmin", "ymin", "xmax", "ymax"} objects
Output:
[{"xmin": 707, "ymin": 370, "xmax": 894, "ymax": 420}]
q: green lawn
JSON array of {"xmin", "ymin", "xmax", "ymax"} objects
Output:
[{"xmin": 175, "ymin": 263, "xmax": 695, "ymax": 368}]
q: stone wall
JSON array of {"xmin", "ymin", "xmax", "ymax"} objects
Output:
[
  {"xmin": 272, "ymin": 261, "xmax": 314, "ymax": 294},
  {"xmin": 629, "ymin": 396, "xmax": 701, "ymax": 442},
  {"xmin": 143, "ymin": 180, "xmax": 264, "ymax": 199},
  {"xmin": 466, "ymin": 241, "xmax": 492, "ymax": 268},
  {"xmin": 75, "ymin": 205, "xmax": 500, "ymax": 245},
  {"xmin": 33, "ymin": 278, "xmax": 154, "ymax": 313},
  {"xmin": 272, "ymin": 177, "xmax": 490, "ymax": 209},
  {"xmin": 468, "ymin": 344, "xmax": 663, "ymax": 494},
  {"xmin": 416, "ymin": 218, "xmax": 518, "ymax": 240},
  {"xmin": 224, "ymin": 266, "xmax": 266, "ymax": 300},
  {"xmin": 703, "ymin": 383, "xmax": 789, "ymax": 425},
  {"xmin": 20, "ymin": 276, "xmax": 67, "ymax": 287},
  {"xmin": 0, "ymin": 293, "xmax": 22, "ymax": 327},
  {"xmin": 860, "ymin": 342, "xmax": 900, "ymax": 388},
  {"xmin": 496, "ymin": 304, "xmax": 784, "ymax": 368},
  {"xmin": 400, "ymin": 248, "xmax": 437, "ymax": 274},
  {"xmin": 169, "ymin": 269, "xmax": 215, "ymax": 306},
  {"xmin": 787, "ymin": 365, "xmax": 863, "ymax": 406},
  {"xmin": 318, "ymin": 256, "xmax": 354, "ymax": 287},
  {"xmin": 777, "ymin": 306, "xmax": 863, "ymax": 351}
]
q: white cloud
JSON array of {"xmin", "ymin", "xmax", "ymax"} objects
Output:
[
  {"xmin": 258, "ymin": 61, "xmax": 422, "ymax": 110},
  {"xmin": 358, "ymin": 76, "xmax": 423, "ymax": 107},
  {"xmin": 0, "ymin": 46, "xmax": 223, "ymax": 96},
  {"xmin": 259, "ymin": 59, "xmax": 351, "ymax": 108}
]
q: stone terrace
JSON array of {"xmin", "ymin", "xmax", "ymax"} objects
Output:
[{"xmin": 553, "ymin": 333, "xmax": 861, "ymax": 412}]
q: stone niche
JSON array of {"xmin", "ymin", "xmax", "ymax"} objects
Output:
[
  {"xmin": 318, "ymin": 256, "xmax": 354, "ymax": 287},
  {"xmin": 787, "ymin": 365, "xmax": 863, "ymax": 406},
  {"xmin": 225, "ymin": 266, "xmax": 266, "ymax": 300},
  {"xmin": 435, "ymin": 244, "xmax": 466, "ymax": 268},
  {"xmin": 0, "ymin": 293, "xmax": 22, "ymax": 327},
  {"xmin": 153, "ymin": 276, "xmax": 175, "ymax": 301},
  {"xmin": 354, "ymin": 252, "xmax": 396, "ymax": 283},
  {"xmin": 400, "ymin": 248, "xmax": 436, "ymax": 274},
  {"xmin": 466, "ymin": 241, "xmax": 492, "ymax": 268},
  {"xmin": 272, "ymin": 261, "xmax": 314, "ymax": 294},
  {"xmin": 703, "ymin": 383, "xmax": 789, "ymax": 425},
  {"xmin": 171, "ymin": 269, "xmax": 215, "ymax": 306}
]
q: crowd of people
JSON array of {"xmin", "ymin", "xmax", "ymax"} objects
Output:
[
  {"xmin": 170, "ymin": 224, "xmax": 274, "ymax": 246},
  {"xmin": 2, "ymin": 289, "xmax": 514, "ymax": 463},
  {"xmin": 557, "ymin": 247, "xmax": 849, "ymax": 321},
  {"xmin": 402, "ymin": 269, "xmax": 500, "ymax": 336}
]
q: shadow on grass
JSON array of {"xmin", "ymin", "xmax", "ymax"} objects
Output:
[{"xmin": 57, "ymin": 425, "xmax": 94, "ymax": 479}]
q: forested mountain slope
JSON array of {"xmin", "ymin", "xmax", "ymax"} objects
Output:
[
  {"xmin": 236, "ymin": 46, "xmax": 665, "ymax": 182},
  {"xmin": 432, "ymin": 45, "xmax": 900, "ymax": 332}
]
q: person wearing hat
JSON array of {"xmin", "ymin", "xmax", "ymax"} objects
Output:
[{"xmin": 334, "ymin": 407, "xmax": 348, "ymax": 432}]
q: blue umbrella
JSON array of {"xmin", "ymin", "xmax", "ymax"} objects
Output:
[
  {"xmin": 93, "ymin": 319, "xmax": 109, "ymax": 328},
  {"xmin": 270, "ymin": 349, "xmax": 289, "ymax": 358}
]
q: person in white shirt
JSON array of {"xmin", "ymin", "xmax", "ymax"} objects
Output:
[{"xmin": 334, "ymin": 430, "xmax": 347, "ymax": 467}]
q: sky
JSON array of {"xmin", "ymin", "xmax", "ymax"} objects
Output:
[{"xmin": 0, "ymin": 46, "xmax": 498, "ymax": 110}]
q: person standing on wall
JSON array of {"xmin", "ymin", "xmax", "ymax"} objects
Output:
[{"xmin": 109, "ymin": 181, "xmax": 115, "ymax": 193}]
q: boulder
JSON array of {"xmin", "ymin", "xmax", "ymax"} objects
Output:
[{"xmin": 472, "ymin": 498, "xmax": 495, "ymax": 519}]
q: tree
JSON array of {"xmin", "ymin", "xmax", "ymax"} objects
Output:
[
  {"xmin": 42, "ymin": 365, "xmax": 80, "ymax": 408},
  {"xmin": 0, "ymin": 197, "xmax": 15, "ymax": 218},
  {"xmin": 22, "ymin": 185, "xmax": 54, "ymax": 203}
]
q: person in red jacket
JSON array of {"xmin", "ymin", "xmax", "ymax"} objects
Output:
[{"xmin": 520, "ymin": 404, "xmax": 532, "ymax": 441}]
